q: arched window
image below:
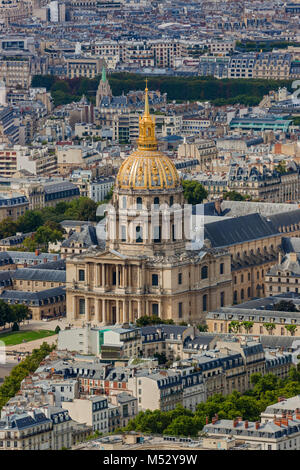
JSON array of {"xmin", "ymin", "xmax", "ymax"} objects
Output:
[
  {"xmin": 136, "ymin": 226, "xmax": 143, "ymax": 243},
  {"xmin": 136, "ymin": 197, "xmax": 142, "ymax": 209},
  {"xmin": 170, "ymin": 196, "xmax": 174, "ymax": 207},
  {"xmin": 122, "ymin": 196, "xmax": 127, "ymax": 209},
  {"xmin": 201, "ymin": 265, "xmax": 208, "ymax": 279},
  {"xmin": 154, "ymin": 197, "xmax": 160, "ymax": 206},
  {"xmin": 241, "ymin": 289, "xmax": 244, "ymax": 300}
]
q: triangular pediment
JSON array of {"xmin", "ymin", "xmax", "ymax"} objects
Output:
[{"xmin": 91, "ymin": 248, "xmax": 128, "ymax": 261}]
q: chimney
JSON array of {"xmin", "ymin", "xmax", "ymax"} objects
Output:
[
  {"xmin": 237, "ymin": 416, "xmax": 243, "ymax": 422},
  {"xmin": 244, "ymin": 420, "xmax": 248, "ymax": 429},
  {"xmin": 212, "ymin": 416, "xmax": 218, "ymax": 425},
  {"xmin": 44, "ymin": 258, "xmax": 48, "ymax": 263},
  {"xmin": 255, "ymin": 422, "xmax": 260, "ymax": 430},
  {"xmin": 290, "ymin": 252, "xmax": 297, "ymax": 263},
  {"xmin": 296, "ymin": 408, "xmax": 300, "ymax": 420},
  {"xmin": 233, "ymin": 419, "xmax": 238, "ymax": 428},
  {"xmin": 287, "ymin": 412, "xmax": 293, "ymax": 421},
  {"xmin": 214, "ymin": 199, "xmax": 222, "ymax": 215},
  {"xmin": 281, "ymin": 416, "xmax": 288, "ymax": 426},
  {"xmin": 206, "ymin": 416, "xmax": 209, "ymax": 425},
  {"xmin": 274, "ymin": 417, "xmax": 281, "ymax": 427},
  {"xmin": 54, "ymin": 256, "xmax": 58, "ymax": 261},
  {"xmin": 24, "ymin": 262, "xmax": 27, "ymax": 268},
  {"xmin": 35, "ymin": 249, "xmax": 40, "ymax": 256},
  {"xmin": 278, "ymin": 252, "xmax": 282, "ymax": 264},
  {"xmin": 278, "ymin": 396, "xmax": 286, "ymax": 403}
]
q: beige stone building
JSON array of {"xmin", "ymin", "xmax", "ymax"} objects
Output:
[
  {"xmin": 66, "ymin": 87, "xmax": 232, "ymax": 326},
  {"xmin": 177, "ymin": 139, "xmax": 217, "ymax": 171}
]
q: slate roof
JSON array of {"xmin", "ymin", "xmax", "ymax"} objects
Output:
[
  {"xmin": 11, "ymin": 268, "xmax": 66, "ymax": 283},
  {"xmin": 27, "ymin": 259, "xmax": 66, "ymax": 270},
  {"xmin": 61, "ymin": 225, "xmax": 100, "ymax": 248},
  {"xmin": 0, "ymin": 287, "xmax": 65, "ymax": 304},
  {"xmin": 282, "ymin": 237, "xmax": 300, "ymax": 254},
  {"xmin": 267, "ymin": 209, "xmax": 300, "ymax": 232},
  {"xmin": 204, "ymin": 213, "xmax": 278, "ymax": 248}
]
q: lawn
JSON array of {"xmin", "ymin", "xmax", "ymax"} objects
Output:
[{"xmin": 0, "ymin": 330, "xmax": 57, "ymax": 346}]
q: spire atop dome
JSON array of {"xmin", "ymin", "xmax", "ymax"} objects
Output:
[
  {"xmin": 137, "ymin": 83, "xmax": 157, "ymax": 151},
  {"xmin": 144, "ymin": 78, "xmax": 150, "ymax": 116}
]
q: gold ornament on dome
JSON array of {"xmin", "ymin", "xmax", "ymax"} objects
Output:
[{"xmin": 116, "ymin": 82, "xmax": 180, "ymax": 191}]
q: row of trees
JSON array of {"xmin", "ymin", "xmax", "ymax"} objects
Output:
[
  {"xmin": 135, "ymin": 316, "xmax": 175, "ymax": 327},
  {"xmin": 120, "ymin": 367, "xmax": 300, "ymax": 437},
  {"xmin": 228, "ymin": 320, "xmax": 298, "ymax": 336},
  {"xmin": 32, "ymin": 74, "xmax": 293, "ymax": 108},
  {"xmin": 0, "ymin": 342, "xmax": 55, "ymax": 410}
]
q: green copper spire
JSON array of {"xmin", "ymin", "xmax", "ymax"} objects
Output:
[{"xmin": 101, "ymin": 65, "xmax": 106, "ymax": 83}]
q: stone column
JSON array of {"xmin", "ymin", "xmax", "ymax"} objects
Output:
[
  {"xmin": 95, "ymin": 264, "xmax": 99, "ymax": 288},
  {"xmin": 123, "ymin": 265, "xmax": 127, "ymax": 288},
  {"xmin": 102, "ymin": 298, "xmax": 106, "ymax": 324},
  {"xmin": 138, "ymin": 300, "xmax": 142, "ymax": 318},
  {"xmin": 146, "ymin": 300, "xmax": 149, "ymax": 317},
  {"xmin": 116, "ymin": 265, "xmax": 119, "ymax": 288},
  {"xmin": 72, "ymin": 296, "xmax": 77, "ymax": 321},
  {"xmin": 122, "ymin": 265, "xmax": 126, "ymax": 287},
  {"xmin": 129, "ymin": 299, "xmax": 132, "ymax": 323},
  {"xmin": 97, "ymin": 298, "xmax": 102, "ymax": 323},
  {"xmin": 85, "ymin": 298, "xmax": 90, "ymax": 322},
  {"xmin": 102, "ymin": 264, "xmax": 105, "ymax": 287},
  {"xmin": 116, "ymin": 299, "xmax": 120, "ymax": 323},
  {"xmin": 122, "ymin": 300, "xmax": 126, "ymax": 323}
]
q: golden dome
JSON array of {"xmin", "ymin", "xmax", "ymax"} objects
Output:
[{"xmin": 116, "ymin": 83, "xmax": 180, "ymax": 191}]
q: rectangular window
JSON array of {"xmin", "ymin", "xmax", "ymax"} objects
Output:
[
  {"xmin": 152, "ymin": 303, "xmax": 159, "ymax": 316},
  {"xmin": 79, "ymin": 298, "xmax": 85, "ymax": 315},
  {"xmin": 121, "ymin": 226, "xmax": 126, "ymax": 242},
  {"xmin": 220, "ymin": 263, "xmax": 224, "ymax": 275},
  {"xmin": 178, "ymin": 273, "xmax": 182, "ymax": 285},
  {"xmin": 79, "ymin": 270, "xmax": 85, "ymax": 281},
  {"xmin": 152, "ymin": 274, "xmax": 159, "ymax": 286},
  {"xmin": 178, "ymin": 302, "xmax": 183, "ymax": 318},
  {"xmin": 220, "ymin": 292, "xmax": 225, "ymax": 307}
]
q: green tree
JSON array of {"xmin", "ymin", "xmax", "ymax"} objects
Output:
[
  {"xmin": 228, "ymin": 321, "xmax": 241, "ymax": 333},
  {"xmin": 182, "ymin": 180, "xmax": 208, "ymax": 205},
  {"xmin": 223, "ymin": 191, "xmax": 246, "ymax": 201},
  {"xmin": 263, "ymin": 323, "xmax": 276, "ymax": 335},
  {"xmin": 275, "ymin": 160, "xmax": 287, "ymax": 174},
  {"xmin": 285, "ymin": 324, "xmax": 298, "ymax": 336},
  {"xmin": 242, "ymin": 321, "xmax": 254, "ymax": 334}
]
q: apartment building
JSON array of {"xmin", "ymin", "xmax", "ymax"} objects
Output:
[
  {"xmin": 177, "ymin": 139, "xmax": 217, "ymax": 171},
  {"xmin": 0, "ymin": 193, "xmax": 28, "ymax": 221},
  {"xmin": 0, "ymin": 410, "xmax": 53, "ymax": 450},
  {"xmin": 58, "ymin": 324, "xmax": 141, "ymax": 360},
  {"xmin": 63, "ymin": 396, "xmax": 109, "ymax": 433},
  {"xmin": 203, "ymin": 413, "xmax": 300, "ymax": 450},
  {"xmin": 65, "ymin": 57, "xmax": 103, "ymax": 79},
  {"xmin": 128, "ymin": 371, "xmax": 183, "ymax": 412}
]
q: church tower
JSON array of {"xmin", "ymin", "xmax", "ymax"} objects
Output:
[{"xmin": 96, "ymin": 65, "xmax": 112, "ymax": 107}]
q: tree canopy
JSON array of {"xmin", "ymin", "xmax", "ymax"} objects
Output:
[{"xmin": 182, "ymin": 180, "xmax": 208, "ymax": 205}]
